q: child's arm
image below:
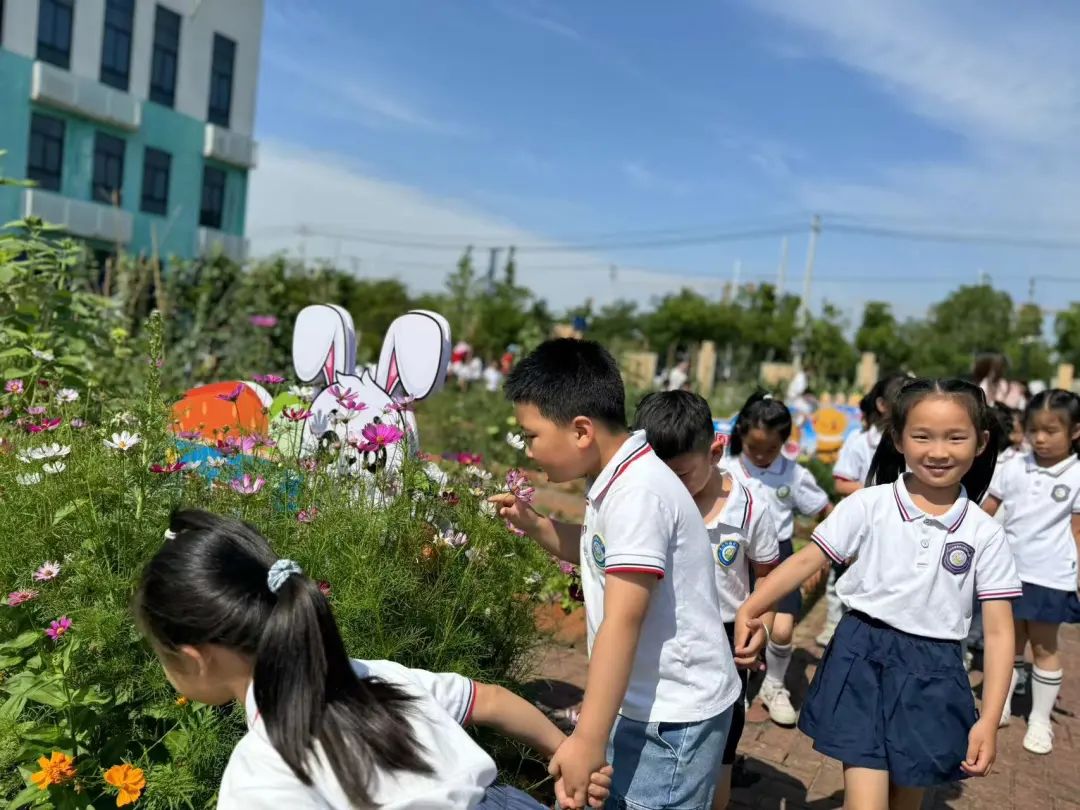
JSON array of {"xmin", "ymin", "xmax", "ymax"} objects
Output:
[
  {"xmin": 738, "ymin": 562, "xmax": 778, "ymax": 669},
  {"xmin": 490, "ymin": 493, "xmax": 582, "ymax": 563},
  {"xmin": 833, "ymin": 478, "xmax": 862, "ymax": 496},
  {"xmin": 469, "ymin": 683, "xmax": 566, "ymax": 758},
  {"xmin": 963, "ymin": 600, "xmax": 1014, "ymax": 776},
  {"xmin": 1072, "ymin": 514, "xmax": 1080, "ymax": 588},
  {"xmin": 981, "ymin": 495, "xmax": 1001, "ymax": 517},
  {"xmin": 550, "ymin": 572, "xmax": 654, "ymax": 806}
]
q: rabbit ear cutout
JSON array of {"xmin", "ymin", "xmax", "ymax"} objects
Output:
[
  {"xmin": 293, "ymin": 304, "xmax": 357, "ymax": 385},
  {"xmin": 376, "ymin": 310, "xmax": 452, "ymax": 400}
]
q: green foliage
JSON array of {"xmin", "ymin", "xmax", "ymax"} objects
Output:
[{"xmin": 855, "ymin": 302, "xmax": 909, "ymax": 373}]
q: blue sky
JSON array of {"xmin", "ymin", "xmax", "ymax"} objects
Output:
[{"xmin": 246, "ymin": 0, "xmax": 1080, "ymax": 324}]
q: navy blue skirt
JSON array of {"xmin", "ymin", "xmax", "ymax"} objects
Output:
[
  {"xmin": 1013, "ymin": 581, "xmax": 1080, "ymax": 624},
  {"xmin": 798, "ymin": 611, "xmax": 976, "ymax": 787}
]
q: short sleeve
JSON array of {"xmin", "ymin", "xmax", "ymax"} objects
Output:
[
  {"xmin": 402, "ymin": 666, "xmax": 477, "ymax": 726},
  {"xmin": 986, "ymin": 456, "xmax": 1015, "ymax": 503},
  {"xmin": 1072, "ymin": 477, "xmax": 1080, "ymax": 514},
  {"xmin": 810, "ymin": 493, "xmax": 866, "ymax": 564},
  {"xmin": 974, "ymin": 524, "xmax": 1022, "ymax": 601},
  {"xmin": 832, "ymin": 434, "xmax": 865, "ymax": 483},
  {"xmin": 599, "ymin": 487, "xmax": 672, "ymax": 578},
  {"xmin": 793, "ymin": 465, "xmax": 830, "ymax": 516},
  {"xmin": 747, "ymin": 502, "xmax": 780, "ymax": 564}
]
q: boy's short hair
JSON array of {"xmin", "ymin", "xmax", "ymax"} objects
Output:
[
  {"xmin": 504, "ymin": 338, "xmax": 627, "ymax": 429},
  {"xmin": 632, "ymin": 390, "xmax": 715, "ymax": 461}
]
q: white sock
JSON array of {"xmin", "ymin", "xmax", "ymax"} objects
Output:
[
  {"xmin": 1003, "ymin": 666, "xmax": 1019, "ymax": 716},
  {"xmin": 1030, "ymin": 667, "xmax": 1063, "ymax": 727},
  {"xmin": 765, "ymin": 641, "xmax": 793, "ymax": 688}
]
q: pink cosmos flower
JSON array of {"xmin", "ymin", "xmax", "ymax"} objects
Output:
[
  {"xmin": 558, "ymin": 561, "xmax": 577, "ymax": 576},
  {"xmin": 217, "ymin": 384, "xmax": 246, "ymax": 403},
  {"xmin": 505, "ymin": 469, "xmax": 535, "ymax": 503},
  {"xmin": 176, "ymin": 429, "xmax": 202, "ymax": 441},
  {"xmin": 284, "ymin": 407, "xmax": 313, "ymax": 422},
  {"xmin": 45, "ymin": 616, "xmax": 72, "ymax": 640},
  {"xmin": 384, "ymin": 396, "xmax": 416, "ymax": 414},
  {"xmin": 249, "ymin": 315, "xmax": 278, "ymax": 329},
  {"xmin": 69, "ymin": 418, "xmax": 86, "ymax": 429},
  {"xmin": 214, "ymin": 439, "xmax": 240, "ymax": 457},
  {"xmin": 357, "ymin": 423, "xmax": 404, "ymax": 453},
  {"xmin": 299, "ymin": 458, "xmax": 318, "ymax": 472},
  {"xmin": 317, "ymin": 580, "xmax": 332, "ymax": 597},
  {"xmin": 456, "ymin": 452, "xmax": 483, "ymax": 466},
  {"xmin": 5, "ymin": 379, "xmax": 24, "ymax": 394},
  {"xmin": 150, "ymin": 462, "xmax": 186, "ymax": 474},
  {"xmin": 7, "ymin": 589, "xmax": 39, "ymax": 606},
  {"xmin": 252, "ymin": 374, "xmax": 286, "ymax": 385},
  {"xmin": 230, "ymin": 474, "xmax": 266, "ymax": 495},
  {"xmin": 27, "ymin": 406, "xmax": 47, "ymax": 416},
  {"xmin": 40, "ymin": 418, "xmax": 61, "ymax": 431},
  {"xmin": 439, "ymin": 528, "xmax": 469, "ymax": 548},
  {"xmin": 0, "ymin": 407, "xmax": 10, "ymax": 419},
  {"xmin": 34, "ymin": 561, "xmax": 61, "ymax": 581},
  {"xmin": 297, "ymin": 507, "xmax": 319, "ymax": 524},
  {"xmin": 251, "ymin": 433, "xmax": 277, "ymax": 449}
]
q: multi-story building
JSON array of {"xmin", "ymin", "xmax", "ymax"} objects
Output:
[{"xmin": 0, "ymin": 0, "xmax": 263, "ymax": 263}]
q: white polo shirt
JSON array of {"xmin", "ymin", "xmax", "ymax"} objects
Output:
[
  {"xmin": 725, "ymin": 454, "xmax": 830, "ymax": 540},
  {"xmin": 581, "ymin": 431, "xmax": 741, "ymax": 723},
  {"xmin": 218, "ymin": 659, "xmax": 496, "ymax": 809},
  {"xmin": 987, "ymin": 453, "xmax": 1080, "ymax": 591},
  {"xmin": 706, "ymin": 473, "xmax": 780, "ymax": 622},
  {"xmin": 811, "ymin": 476, "xmax": 1022, "ymax": 640},
  {"xmin": 833, "ymin": 426, "xmax": 881, "ymax": 487}
]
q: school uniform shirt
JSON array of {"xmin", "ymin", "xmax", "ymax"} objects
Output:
[
  {"xmin": 811, "ymin": 476, "xmax": 1022, "ymax": 640},
  {"xmin": 987, "ymin": 453, "xmax": 1080, "ymax": 592},
  {"xmin": 581, "ymin": 431, "xmax": 741, "ymax": 724},
  {"xmin": 832, "ymin": 427, "xmax": 881, "ymax": 487},
  {"xmin": 706, "ymin": 473, "xmax": 780, "ymax": 622},
  {"xmin": 725, "ymin": 454, "xmax": 830, "ymax": 540},
  {"xmin": 218, "ymin": 659, "xmax": 497, "ymax": 809}
]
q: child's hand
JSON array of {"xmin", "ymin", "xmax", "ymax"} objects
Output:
[
  {"xmin": 488, "ymin": 492, "xmax": 545, "ymax": 538},
  {"xmin": 961, "ymin": 718, "xmax": 997, "ymax": 777},
  {"xmin": 585, "ymin": 765, "xmax": 614, "ymax": 808},
  {"xmin": 733, "ymin": 609, "xmax": 767, "ymax": 667},
  {"xmin": 551, "ymin": 734, "xmax": 608, "ymax": 809}
]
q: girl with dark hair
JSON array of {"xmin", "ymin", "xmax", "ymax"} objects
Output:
[
  {"xmin": 724, "ymin": 391, "xmax": 831, "ymax": 728},
  {"xmin": 135, "ymin": 510, "xmax": 612, "ymax": 809},
  {"xmin": 734, "ymin": 379, "xmax": 1020, "ymax": 808},
  {"xmin": 983, "ymin": 389, "xmax": 1080, "ymax": 755}
]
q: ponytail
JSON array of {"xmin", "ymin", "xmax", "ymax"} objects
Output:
[
  {"xmin": 1025, "ymin": 388, "xmax": 1080, "ymax": 459},
  {"xmin": 136, "ymin": 510, "xmax": 432, "ymax": 804},
  {"xmin": 729, "ymin": 391, "xmax": 792, "ymax": 457}
]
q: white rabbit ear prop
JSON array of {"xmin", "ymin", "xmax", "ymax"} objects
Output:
[
  {"xmin": 376, "ymin": 310, "xmax": 451, "ymax": 401},
  {"xmin": 293, "ymin": 304, "xmax": 358, "ymax": 386}
]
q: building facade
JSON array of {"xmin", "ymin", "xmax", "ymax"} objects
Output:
[{"xmin": 0, "ymin": 0, "xmax": 262, "ymax": 263}]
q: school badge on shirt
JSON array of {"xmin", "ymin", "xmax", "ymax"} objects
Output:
[
  {"xmin": 776, "ymin": 485, "xmax": 792, "ymax": 500},
  {"xmin": 1052, "ymin": 484, "xmax": 1071, "ymax": 503},
  {"xmin": 591, "ymin": 534, "xmax": 606, "ymax": 567},
  {"xmin": 942, "ymin": 541, "xmax": 975, "ymax": 575},
  {"xmin": 716, "ymin": 540, "xmax": 740, "ymax": 567}
]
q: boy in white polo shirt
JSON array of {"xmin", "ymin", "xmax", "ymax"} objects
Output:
[{"xmin": 494, "ymin": 339, "xmax": 741, "ymax": 810}]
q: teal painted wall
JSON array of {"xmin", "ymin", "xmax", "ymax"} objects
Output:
[{"xmin": 0, "ymin": 48, "xmax": 250, "ymax": 258}]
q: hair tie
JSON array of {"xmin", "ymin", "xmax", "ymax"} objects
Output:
[
  {"xmin": 163, "ymin": 529, "xmax": 177, "ymax": 541},
  {"xmin": 268, "ymin": 559, "xmax": 303, "ymax": 594},
  {"xmin": 763, "ymin": 393, "xmax": 773, "ymax": 400}
]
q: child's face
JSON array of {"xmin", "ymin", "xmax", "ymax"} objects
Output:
[
  {"xmin": 741, "ymin": 426, "xmax": 784, "ymax": 469},
  {"xmin": 664, "ymin": 449, "xmax": 718, "ymax": 498},
  {"xmin": 1009, "ymin": 415, "xmax": 1025, "ymax": 450},
  {"xmin": 154, "ymin": 644, "xmax": 237, "ymax": 706},
  {"xmin": 513, "ymin": 403, "xmax": 594, "ymax": 483},
  {"xmin": 899, "ymin": 397, "xmax": 986, "ymax": 490},
  {"xmin": 1027, "ymin": 409, "xmax": 1078, "ymax": 462}
]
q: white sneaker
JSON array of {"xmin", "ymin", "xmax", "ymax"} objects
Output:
[
  {"xmin": 963, "ymin": 650, "xmax": 974, "ymax": 672},
  {"xmin": 1023, "ymin": 722, "xmax": 1053, "ymax": 755},
  {"xmin": 759, "ymin": 679, "xmax": 798, "ymax": 726},
  {"xmin": 815, "ymin": 623, "xmax": 836, "ymax": 647}
]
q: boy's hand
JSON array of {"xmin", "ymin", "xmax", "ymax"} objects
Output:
[
  {"xmin": 551, "ymin": 733, "xmax": 608, "ymax": 809},
  {"xmin": 585, "ymin": 765, "xmax": 614, "ymax": 809},
  {"xmin": 489, "ymin": 492, "xmax": 546, "ymax": 537},
  {"xmin": 961, "ymin": 718, "xmax": 997, "ymax": 777},
  {"xmin": 733, "ymin": 609, "xmax": 767, "ymax": 664}
]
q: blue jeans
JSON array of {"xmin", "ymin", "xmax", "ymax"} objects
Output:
[
  {"xmin": 477, "ymin": 785, "xmax": 546, "ymax": 809},
  {"xmin": 606, "ymin": 707, "xmax": 733, "ymax": 810}
]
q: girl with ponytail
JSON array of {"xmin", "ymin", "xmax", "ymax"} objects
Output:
[{"xmin": 135, "ymin": 510, "xmax": 612, "ymax": 809}]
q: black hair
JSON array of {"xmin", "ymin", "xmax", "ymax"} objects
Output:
[
  {"xmin": 859, "ymin": 373, "xmax": 909, "ymax": 431},
  {"xmin": 135, "ymin": 510, "xmax": 431, "ymax": 803},
  {"xmin": 632, "ymin": 390, "xmax": 715, "ymax": 461},
  {"xmin": 973, "ymin": 352, "xmax": 1008, "ymax": 385},
  {"xmin": 990, "ymin": 403, "xmax": 1019, "ymax": 455},
  {"xmin": 867, "ymin": 378, "xmax": 999, "ymax": 501},
  {"xmin": 1024, "ymin": 389, "xmax": 1080, "ymax": 458},
  {"xmin": 503, "ymin": 338, "xmax": 627, "ymax": 429},
  {"xmin": 728, "ymin": 391, "xmax": 792, "ymax": 457}
]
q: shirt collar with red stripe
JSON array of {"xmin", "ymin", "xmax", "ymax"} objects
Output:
[
  {"xmin": 586, "ymin": 430, "xmax": 652, "ymax": 507},
  {"xmin": 892, "ymin": 474, "xmax": 969, "ymax": 533}
]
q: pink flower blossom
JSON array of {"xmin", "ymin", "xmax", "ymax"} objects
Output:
[
  {"xmin": 297, "ymin": 507, "xmax": 319, "ymax": 524},
  {"xmin": 505, "ymin": 469, "xmax": 535, "ymax": 503},
  {"xmin": 217, "ymin": 384, "xmax": 246, "ymax": 403},
  {"xmin": 356, "ymin": 423, "xmax": 404, "ymax": 453},
  {"xmin": 331, "ymin": 386, "xmax": 367, "ymax": 413},
  {"xmin": 150, "ymin": 462, "xmax": 186, "ymax": 474},
  {"xmin": 230, "ymin": 474, "xmax": 266, "ymax": 495},
  {"xmin": 317, "ymin": 580, "xmax": 332, "ymax": 597},
  {"xmin": 456, "ymin": 452, "xmax": 483, "ymax": 466},
  {"xmin": 299, "ymin": 458, "xmax": 318, "ymax": 472},
  {"xmin": 284, "ymin": 407, "xmax": 313, "ymax": 422},
  {"xmin": 40, "ymin": 418, "xmax": 61, "ymax": 431},
  {"xmin": 214, "ymin": 439, "xmax": 240, "ymax": 457},
  {"xmin": 69, "ymin": 418, "xmax": 86, "ymax": 429},
  {"xmin": 45, "ymin": 616, "xmax": 72, "ymax": 640},
  {"xmin": 0, "ymin": 407, "xmax": 11, "ymax": 419},
  {"xmin": 176, "ymin": 429, "xmax": 202, "ymax": 441},
  {"xmin": 4, "ymin": 379, "xmax": 24, "ymax": 394},
  {"xmin": 251, "ymin": 433, "xmax": 277, "ymax": 449},
  {"xmin": 27, "ymin": 406, "xmax": 47, "ymax": 416},
  {"xmin": 6, "ymin": 589, "xmax": 39, "ymax": 606},
  {"xmin": 558, "ymin": 561, "xmax": 577, "ymax": 576},
  {"xmin": 439, "ymin": 528, "xmax": 469, "ymax": 548},
  {"xmin": 34, "ymin": 561, "xmax": 61, "ymax": 582},
  {"xmin": 249, "ymin": 314, "xmax": 279, "ymax": 329},
  {"xmin": 384, "ymin": 396, "xmax": 416, "ymax": 413},
  {"xmin": 252, "ymin": 374, "xmax": 285, "ymax": 385},
  {"xmin": 505, "ymin": 521, "xmax": 527, "ymax": 538}
]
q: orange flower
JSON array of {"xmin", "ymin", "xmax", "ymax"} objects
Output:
[
  {"xmin": 30, "ymin": 751, "xmax": 76, "ymax": 790},
  {"xmin": 175, "ymin": 695, "xmax": 188, "ymax": 706},
  {"xmin": 103, "ymin": 763, "xmax": 146, "ymax": 807}
]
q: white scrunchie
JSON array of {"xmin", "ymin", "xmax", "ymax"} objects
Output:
[{"xmin": 267, "ymin": 559, "xmax": 303, "ymax": 594}]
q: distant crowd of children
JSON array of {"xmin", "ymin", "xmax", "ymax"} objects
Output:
[{"xmin": 130, "ymin": 338, "xmax": 1078, "ymax": 809}]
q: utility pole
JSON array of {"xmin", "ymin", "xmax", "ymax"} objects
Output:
[
  {"xmin": 486, "ymin": 247, "xmax": 501, "ymax": 292},
  {"xmin": 1029, "ymin": 276, "xmax": 1036, "ymax": 302},
  {"xmin": 776, "ymin": 235, "xmax": 789, "ymax": 295},
  {"xmin": 792, "ymin": 215, "xmax": 821, "ymax": 371}
]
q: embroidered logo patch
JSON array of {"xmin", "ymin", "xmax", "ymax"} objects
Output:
[
  {"xmin": 942, "ymin": 541, "xmax": 975, "ymax": 574},
  {"xmin": 716, "ymin": 540, "xmax": 740, "ymax": 567},
  {"xmin": 776, "ymin": 485, "xmax": 792, "ymax": 500},
  {"xmin": 1052, "ymin": 484, "xmax": 1071, "ymax": 503},
  {"xmin": 591, "ymin": 535, "xmax": 606, "ymax": 567}
]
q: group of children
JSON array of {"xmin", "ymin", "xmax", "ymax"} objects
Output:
[{"xmin": 130, "ymin": 338, "xmax": 1079, "ymax": 809}]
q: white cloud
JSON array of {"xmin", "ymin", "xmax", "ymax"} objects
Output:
[
  {"xmin": 247, "ymin": 141, "xmax": 727, "ymax": 310},
  {"xmin": 620, "ymin": 161, "xmax": 690, "ymax": 196}
]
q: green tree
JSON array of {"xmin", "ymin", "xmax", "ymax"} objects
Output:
[
  {"xmin": 1009, "ymin": 303, "xmax": 1053, "ymax": 382},
  {"xmin": 910, "ymin": 285, "xmax": 1015, "ymax": 377},
  {"xmin": 855, "ymin": 301, "xmax": 910, "ymax": 373},
  {"xmin": 805, "ymin": 302, "xmax": 858, "ymax": 384},
  {"xmin": 1055, "ymin": 303, "xmax": 1080, "ymax": 368},
  {"xmin": 588, "ymin": 300, "xmax": 643, "ymax": 348}
]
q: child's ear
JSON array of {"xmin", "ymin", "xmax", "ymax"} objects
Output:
[
  {"xmin": 709, "ymin": 437, "xmax": 726, "ymax": 462},
  {"xmin": 572, "ymin": 415, "xmax": 596, "ymax": 447},
  {"xmin": 175, "ymin": 644, "xmax": 209, "ymax": 676},
  {"xmin": 976, "ymin": 429, "xmax": 990, "ymax": 457},
  {"xmin": 1071, "ymin": 423, "xmax": 1080, "ymax": 442}
]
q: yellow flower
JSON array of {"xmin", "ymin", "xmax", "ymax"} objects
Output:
[
  {"xmin": 30, "ymin": 751, "xmax": 77, "ymax": 790},
  {"xmin": 175, "ymin": 695, "xmax": 188, "ymax": 707},
  {"xmin": 103, "ymin": 763, "xmax": 146, "ymax": 807}
]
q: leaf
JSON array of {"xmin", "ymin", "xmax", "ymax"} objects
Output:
[
  {"xmin": 6, "ymin": 782, "xmax": 47, "ymax": 810},
  {"xmin": 0, "ymin": 347, "xmax": 29, "ymax": 359},
  {"xmin": 52, "ymin": 499, "xmax": 87, "ymax": 526},
  {"xmin": 2, "ymin": 368, "xmax": 29, "ymax": 379},
  {"xmin": 0, "ymin": 630, "xmax": 41, "ymax": 654},
  {"xmin": 0, "ymin": 670, "xmax": 66, "ymax": 711}
]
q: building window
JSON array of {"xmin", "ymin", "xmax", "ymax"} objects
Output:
[
  {"xmin": 100, "ymin": 0, "xmax": 135, "ymax": 91},
  {"xmin": 92, "ymin": 132, "xmax": 125, "ymax": 205},
  {"xmin": 149, "ymin": 5, "xmax": 181, "ymax": 107},
  {"xmin": 140, "ymin": 147, "xmax": 171, "ymax": 215},
  {"xmin": 207, "ymin": 34, "xmax": 236, "ymax": 127},
  {"xmin": 27, "ymin": 113, "xmax": 65, "ymax": 192},
  {"xmin": 37, "ymin": 0, "xmax": 74, "ymax": 70},
  {"xmin": 199, "ymin": 166, "xmax": 226, "ymax": 229}
]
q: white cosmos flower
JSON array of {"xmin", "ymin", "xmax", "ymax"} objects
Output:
[
  {"xmin": 480, "ymin": 499, "xmax": 497, "ymax": 517},
  {"xmin": 55, "ymin": 388, "xmax": 79, "ymax": 403},
  {"xmin": 506, "ymin": 432, "xmax": 526, "ymax": 451},
  {"xmin": 207, "ymin": 456, "xmax": 228, "ymax": 468},
  {"xmin": 104, "ymin": 431, "xmax": 141, "ymax": 452},
  {"xmin": 289, "ymin": 385, "xmax": 315, "ymax": 402},
  {"xmin": 29, "ymin": 443, "xmax": 71, "ymax": 460},
  {"xmin": 31, "ymin": 349, "xmax": 54, "ymax": 362},
  {"xmin": 43, "ymin": 462, "xmax": 66, "ymax": 475},
  {"xmin": 17, "ymin": 451, "xmax": 34, "ymax": 464},
  {"xmin": 16, "ymin": 473, "xmax": 42, "ymax": 486},
  {"xmin": 466, "ymin": 465, "xmax": 493, "ymax": 481}
]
